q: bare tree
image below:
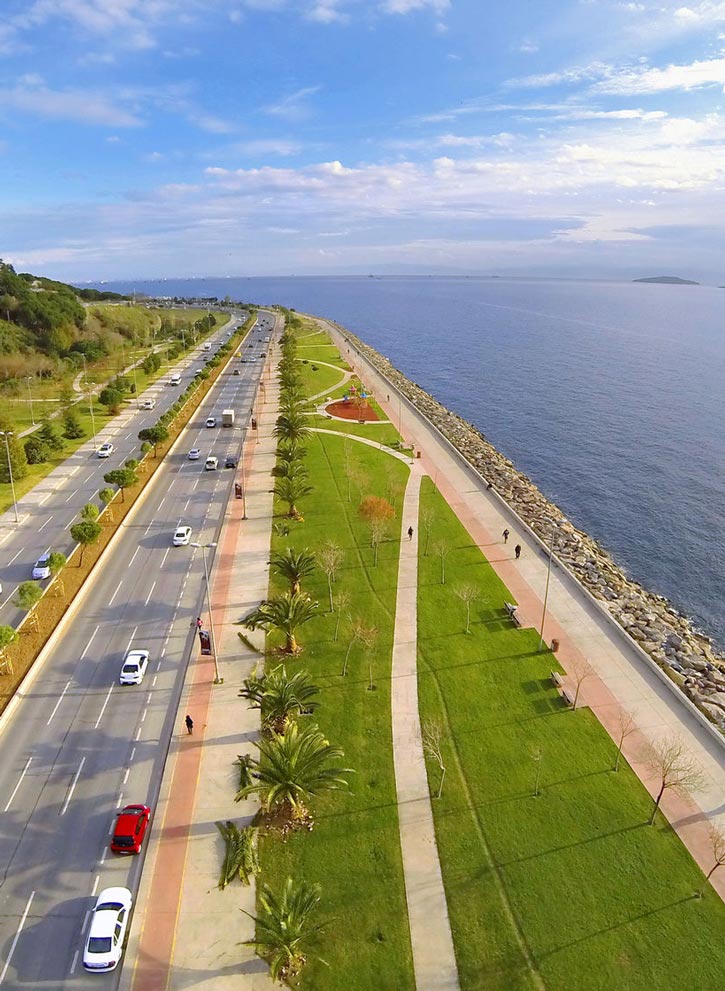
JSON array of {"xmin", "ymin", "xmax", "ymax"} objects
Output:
[
  {"xmin": 318, "ymin": 542, "xmax": 344, "ymax": 611},
  {"xmin": 432, "ymin": 539, "xmax": 451, "ymax": 584},
  {"xmin": 568, "ymin": 657, "xmax": 592, "ymax": 710},
  {"xmin": 613, "ymin": 708, "xmax": 637, "ymax": 772},
  {"xmin": 453, "ymin": 583, "xmax": 479, "ymax": 634},
  {"xmin": 332, "ymin": 590, "xmax": 350, "ymax": 642},
  {"xmin": 697, "ymin": 825, "xmax": 725, "ymax": 898},
  {"xmin": 421, "ymin": 719, "xmax": 446, "ymax": 799},
  {"xmin": 531, "ymin": 746, "xmax": 543, "ymax": 797},
  {"xmin": 342, "ymin": 618, "xmax": 377, "ymax": 677},
  {"xmin": 420, "ymin": 506, "xmax": 436, "ymax": 557},
  {"xmin": 359, "ymin": 496, "xmax": 394, "ymax": 566},
  {"xmin": 643, "ymin": 736, "xmax": 705, "ymax": 826}
]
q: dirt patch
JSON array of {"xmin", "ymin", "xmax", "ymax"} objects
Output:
[{"xmin": 325, "ymin": 400, "xmax": 379, "ymax": 422}]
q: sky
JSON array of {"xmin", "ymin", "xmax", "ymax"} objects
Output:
[{"xmin": 1, "ymin": 0, "xmax": 725, "ymax": 282}]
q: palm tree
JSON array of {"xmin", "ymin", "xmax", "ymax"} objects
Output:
[
  {"xmin": 274, "ymin": 475, "xmax": 313, "ymax": 519},
  {"xmin": 271, "ymin": 548, "xmax": 316, "ymax": 594},
  {"xmin": 235, "ymin": 721, "xmax": 351, "ymax": 823},
  {"xmin": 274, "ymin": 411, "xmax": 310, "ymax": 448},
  {"xmin": 242, "ymin": 591, "xmax": 319, "ymax": 653},
  {"xmin": 271, "ymin": 457, "xmax": 308, "ymax": 480},
  {"xmin": 239, "ymin": 664, "xmax": 320, "ymax": 733},
  {"xmin": 242, "ymin": 877, "xmax": 326, "ymax": 984}
]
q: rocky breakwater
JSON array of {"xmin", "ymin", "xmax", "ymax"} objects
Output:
[{"xmin": 338, "ymin": 326, "xmax": 725, "ymax": 736}]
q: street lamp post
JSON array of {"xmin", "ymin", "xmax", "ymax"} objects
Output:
[
  {"xmin": 0, "ymin": 430, "xmax": 19, "ymax": 523},
  {"xmin": 192, "ymin": 541, "xmax": 221, "ymax": 683},
  {"xmin": 26, "ymin": 377, "xmax": 35, "ymax": 425},
  {"xmin": 538, "ymin": 520, "xmax": 566, "ymax": 650},
  {"xmin": 81, "ymin": 354, "xmax": 97, "ymax": 449}
]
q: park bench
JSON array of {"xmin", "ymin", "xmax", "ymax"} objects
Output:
[
  {"xmin": 551, "ymin": 670, "xmax": 563, "ymax": 687},
  {"xmin": 504, "ymin": 602, "xmax": 522, "ymax": 627},
  {"xmin": 560, "ymin": 687, "xmax": 575, "ymax": 707}
]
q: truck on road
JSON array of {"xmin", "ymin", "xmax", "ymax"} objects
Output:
[{"xmin": 222, "ymin": 409, "xmax": 235, "ymax": 427}]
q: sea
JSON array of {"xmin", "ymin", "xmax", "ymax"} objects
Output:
[{"xmin": 91, "ymin": 276, "xmax": 725, "ymax": 650}]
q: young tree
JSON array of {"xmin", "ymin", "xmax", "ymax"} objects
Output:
[
  {"xmin": 24, "ymin": 435, "xmax": 50, "ymax": 464},
  {"xmin": 359, "ymin": 496, "xmax": 394, "ymax": 566},
  {"xmin": 62, "ymin": 407, "xmax": 85, "ymax": 440},
  {"xmin": 531, "ymin": 746, "xmax": 543, "ymax": 797},
  {"xmin": 215, "ymin": 821, "xmax": 259, "ymax": 890},
  {"xmin": 271, "ymin": 548, "xmax": 316, "ymax": 595},
  {"xmin": 48, "ymin": 551, "xmax": 67, "ymax": 596},
  {"xmin": 342, "ymin": 618, "xmax": 377, "ymax": 678},
  {"xmin": 318, "ymin": 542, "xmax": 344, "ymax": 611},
  {"xmin": 239, "ymin": 665, "xmax": 320, "ymax": 734},
  {"xmin": 613, "ymin": 708, "xmax": 637, "ymax": 772},
  {"xmin": 273, "ymin": 411, "xmax": 310, "ymax": 449},
  {"xmin": 454, "ymin": 582, "xmax": 479, "ymax": 634},
  {"xmin": 103, "ymin": 467, "xmax": 138, "ymax": 502},
  {"xmin": 235, "ymin": 721, "xmax": 350, "ymax": 826},
  {"xmin": 14, "ymin": 581, "xmax": 44, "ymax": 631},
  {"xmin": 242, "ymin": 591, "xmax": 319, "ymax": 654},
  {"xmin": 420, "ymin": 506, "xmax": 436, "ymax": 556},
  {"xmin": 697, "ymin": 825, "xmax": 725, "ymax": 898},
  {"xmin": 242, "ymin": 877, "xmax": 327, "ymax": 984},
  {"xmin": 98, "ymin": 386, "xmax": 123, "ymax": 414},
  {"xmin": 332, "ymin": 590, "xmax": 350, "ymax": 642},
  {"xmin": 421, "ymin": 719, "xmax": 447, "ymax": 799},
  {"xmin": 0, "ymin": 418, "xmax": 29, "ymax": 482},
  {"xmin": 432, "ymin": 539, "xmax": 451, "ymax": 584},
  {"xmin": 99, "ymin": 487, "xmax": 115, "ymax": 521},
  {"xmin": 38, "ymin": 418, "xmax": 64, "ymax": 452},
  {"xmin": 0, "ymin": 624, "xmax": 18, "ymax": 674},
  {"xmin": 80, "ymin": 502, "xmax": 100, "ymax": 522},
  {"xmin": 138, "ymin": 424, "xmax": 169, "ymax": 456},
  {"xmin": 644, "ymin": 736, "xmax": 705, "ymax": 826},
  {"xmin": 70, "ymin": 520, "xmax": 102, "ymax": 565},
  {"xmin": 274, "ymin": 475, "xmax": 313, "ymax": 520},
  {"xmin": 568, "ymin": 657, "xmax": 592, "ymax": 710}
]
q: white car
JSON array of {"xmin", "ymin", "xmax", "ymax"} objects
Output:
[
  {"xmin": 141, "ymin": 398, "xmax": 155, "ymax": 410},
  {"xmin": 32, "ymin": 552, "xmax": 52, "ymax": 579},
  {"xmin": 83, "ymin": 887, "xmax": 133, "ymax": 972},
  {"xmin": 204, "ymin": 456, "xmax": 218, "ymax": 471},
  {"xmin": 173, "ymin": 525, "xmax": 192, "ymax": 546},
  {"xmin": 119, "ymin": 649, "xmax": 150, "ymax": 685},
  {"xmin": 97, "ymin": 442, "xmax": 114, "ymax": 458},
  {"xmin": 205, "ymin": 417, "xmax": 216, "ymax": 428},
  {"xmin": 188, "ymin": 448, "xmax": 200, "ymax": 460}
]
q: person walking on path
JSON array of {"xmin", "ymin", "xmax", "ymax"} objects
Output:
[
  {"xmin": 515, "ymin": 544, "xmax": 521, "ymax": 559},
  {"xmin": 185, "ymin": 714, "xmax": 194, "ymax": 735},
  {"xmin": 408, "ymin": 525, "xmax": 414, "ymax": 540},
  {"xmin": 502, "ymin": 529, "xmax": 510, "ymax": 544},
  {"xmin": 195, "ymin": 617, "xmax": 202, "ymax": 630}
]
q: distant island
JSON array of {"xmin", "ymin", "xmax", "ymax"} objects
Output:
[{"xmin": 633, "ymin": 276, "xmax": 700, "ymax": 285}]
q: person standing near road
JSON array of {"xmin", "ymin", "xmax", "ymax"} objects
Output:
[
  {"xmin": 196, "ymin": 617, "xmax": 203, "ymax": 630},
  {"xmin": 185, "ymin": 714, "xmax": 194, "ymax": 735},
  {"xmin": 502, "ymin": 529, "xmax": 510, "ymax": 544},
  {"xmin": 515, "ymin": 544, "xmax": 522, "ymax": 559}
]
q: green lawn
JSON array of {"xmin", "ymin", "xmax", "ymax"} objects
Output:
[
  {"xmin": 295, "ymin": 359, "xmax": 347, "ymax": 398},
  {"xmin": 416, "ymin": 477, "xmax": 725, "ymax": 991}
]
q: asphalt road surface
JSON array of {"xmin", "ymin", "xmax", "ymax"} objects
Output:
[{"xmin": 0, "ymin": 310, "xmax": 279, "ymax": 990}]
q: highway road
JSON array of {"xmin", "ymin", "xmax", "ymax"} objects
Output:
[
  {"xmin": 0, "ymin": 311, "xmax": 244, "ymax": 630},
  {"xmin": 0, "ymin": 310, "xmax": 280, "ymax": 989}
]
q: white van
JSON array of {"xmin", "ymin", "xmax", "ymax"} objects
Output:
[
  {"xmin": 170, "ymin": 373, "xmax": 181, "ymax": 386},
  {"xmin": 202, "ymin": 342, "xmax": 212, "ymax": 352}
]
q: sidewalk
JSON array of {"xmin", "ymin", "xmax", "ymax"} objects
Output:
[
  {"xmin": 326, "ymin": 319, "xmax": 725, "ymax": 901},
  {"xmin": 122, "ymin": 351, "xmax": 279, "ymax": 991}
]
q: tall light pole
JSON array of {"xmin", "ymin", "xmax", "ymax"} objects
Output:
[
  {"xmin": 538, "ymin": 519, "xmax": 566, "ymax": 650},
  {"xmin": 192, "ymin": 541, "xmax": 221, "ymax": 683},
  {"xmin": 81, "ymin": 354, "xmax": 97, "ymax": 449},
  {"xmin": 26, "ymin": 377, "xmax": 35, "ymax": 425},
  {"xmin": 0, "ymin": 430, "xmax": 19, "ymax": 523}
]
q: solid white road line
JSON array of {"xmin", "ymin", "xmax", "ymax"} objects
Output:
[
  {"xmin": 39, "ymin": 491, "xmax": 53, "ymax": 506},
  {"xmin": 46, "ymin": 681, "xmax": 71, "ymax": 725},
  {"xmin": 0, "ymin": 891, "xmax": 36, "ymax": 986},
  {"xmin": 92, "ymin": 874, "xmax": 100, "ymax": 896},
  {"xmin": 69, "ymin": 950, "xmax": 79, "ymax": 975},
  {"xmin": 94, "ymin": 685, "xmax": 114, "ymax": 729},
  {"xmin": 60, "ymin": 757, "xmax": 86, "ymax": 815},
  {"xmin": 80, "ymin": 625, "xmax": 100, "ymax": 660},
  {"xmin": 84, "ymin": 472, "xmax": 95, "ymax": 483},
  {"xmin": 158, "ymin": 497, "xmax": 165, "ymax": 510},
  {"xmin": 130, "ymin": 747, "xmax": 136, "ymax": 761},
  {"xmin": 64, "ymin": 489, "xmax": 77, "ymax": 502},
  {"xmin": 3, "ymin": 757, "xmax": 33, "ymax": 813},
  {"xmin": 108, "ymin": 580, "xmax": 123, "ymax": 606},
  {"xmin": 183, "ymin": 498, "xmax": 191, "ymax": 512},
  {"xmin": 160, "ymin": 548, "xmax": 170, "ymax": 569},
  {"xmin": 123, "ymin": 768, "xmax": 129, "ymax": 784},
  {"xmin": 125, "ymin": 626, "xmax": 138, "ymax": 653}
]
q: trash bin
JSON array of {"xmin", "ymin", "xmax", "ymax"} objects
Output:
[
  {"xmin": 551, "ymin": 638, "xmax": 560, "ymax": 653},
  {"xmin": 251, "ymin": 417, "xmax": 257, "ymax": 430},
  {"xmin": 416, "ymin": 450, "xmax": 421, "ymax": 459}
]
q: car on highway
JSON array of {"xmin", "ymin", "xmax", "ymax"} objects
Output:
[
  {"xmin": 32, "ymin": 551, "xmax": 52, "ymax": 579},
  {"xmin": 111, "ymin": 804, "xmax": 151, "ymax": 855},
  {"xmin": 224, "ymin": 456, "xmax": 237, "ymax": 469},
  {"xmin": 97, "ymin": 442, "xmax": 114, "ymax": 458},
  {"xmin": 188, "ymin": 448, "xmax": 200, "ymax": 460},
  {"xmin": 195, "ymin": 368, "xmax": 204, "ymax": 375},
  {"xmin": 83, "ymin": 887, "xmax": 133, "ymax": 971},
  {"xmin": 233, "ymin": 369, "xmax": 240, "ymax": 375},
  {"xmin": 205, "ymin": 456, "xmax": 218, "ymax": 471},
  {"xmin": 141, "ymin": 398, "xmax": 155, "ymax": 410},
  {"xmin": 119, "ymin": 648, "xmax": 150, "ymax": 685},
  {"xmin": 173, "ymin": 525, "xmax": 192, "ymax": 546},
  {"xmin": 205, "ymin": 416, "xmax": 216, "ymax": 428}
]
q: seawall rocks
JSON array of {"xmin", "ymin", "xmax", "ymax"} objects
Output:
[{"xmin": 334, "ymin": 323, "xmax": 725, "ymax": 735}]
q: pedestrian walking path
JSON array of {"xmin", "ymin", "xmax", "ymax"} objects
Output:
[
  {"xmin": 325, "ymin": 318, "xmax": 725, "ymax": 901},
  {"xmin": 392, "ymin": 468, "xmax": 461, "ymax": 991}
]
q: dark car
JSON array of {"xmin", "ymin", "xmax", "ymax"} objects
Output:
[
  {"xmin": 224, "ymin": 456, "xmax": 237, "ymax": 469},
  {"xmin": 111, "ymin": 804, "xmax": 151, "ymax": 854}
]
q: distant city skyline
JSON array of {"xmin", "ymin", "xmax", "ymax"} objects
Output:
[{"xmin": 2, "ymin": 1, "xmax": 725, "ymax": 282}]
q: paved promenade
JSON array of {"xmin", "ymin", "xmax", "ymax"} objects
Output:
[{"xmin": 324, "ymin": 319, "xmax": 725, "ymax": 901}]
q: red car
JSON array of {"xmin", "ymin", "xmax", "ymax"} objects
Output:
[{"xmin": 111, "ymin": 804, "xmax": 151, "ymax": 854}]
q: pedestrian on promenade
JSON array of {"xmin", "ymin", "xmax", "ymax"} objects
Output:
[
  {"xmin": 515, "ymin": 544, "xmax": 521, "ymax": 559},
  {"xmin": 387, "ymin": 394, "xmax": 390, "ymax": 402},
  {"xmin": 503, "ymin": 529, "xmax": 510, "ymax": 544},
  {"xmin": 196, "ymin": 617, "xmax": 203, "ymax": 630},
  {"xmin": 408, "ymin": 526, "xmax": 414, "ymax": 540},
  {"xmin": 185, "ymin": 714, "xmax": 194, "ymax": 735}
]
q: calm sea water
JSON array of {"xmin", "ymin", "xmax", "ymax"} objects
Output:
[{"xmin": 96, "ymin": 276, "xmax": 725, "ymax": 648}]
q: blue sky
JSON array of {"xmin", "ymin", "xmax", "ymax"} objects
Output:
[{"xmin": 2, "ymin": 0, "xmax": 725, "ymax": 281}]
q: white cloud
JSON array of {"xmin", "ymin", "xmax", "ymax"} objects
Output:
[
  {"xmin": 0, "ymin": 81, "xmax": 142, "ymax": 127},
  {"xmin": 265, "ymin": 85, "xmax": 321, "ymax": 120},
  {"xmin": 380, "ymin": 0, "xmax": 450, "ymax": 13},
  {"xmin": 306, "ymin": 0, "xmax": 347, "ymax": 23},
  {"xmin": 594, "ymin": 57, "xmax": 725, "ymax": 93}
]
